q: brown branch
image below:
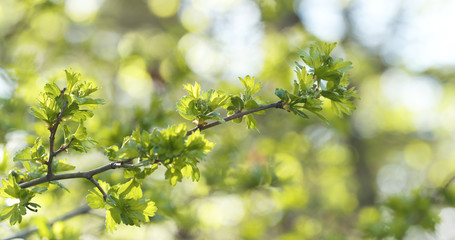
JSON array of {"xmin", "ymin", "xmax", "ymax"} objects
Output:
[
  {"xmin": 20, "ymin": 162, "xmax": 138, "ymax": 189},
  {"xmin": 443, "ymin": 175, "xmax": 455, "ymax": 191},
  {"xmin": 20, "ymin": 162, "xmax": 121, "ymax": 188},
  {"xmin": 186, "ymin": 100, "xmax": 283, "ymax": 136},
  {"xmin": 53, "ymin": 138, "xmax": 74, "ymax": 156},
  {"xmin": 88, "ymin": 176, "xmax": 108, "ymax": 201}
]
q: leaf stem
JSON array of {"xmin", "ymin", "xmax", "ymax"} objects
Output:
[{"xmin": 54, "ymin": 138, "xmax": 74, "ymax": 156}]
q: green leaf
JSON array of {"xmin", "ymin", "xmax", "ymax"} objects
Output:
[
  {"xmin": 118, "ymin": 179, "xmax": 142, "ymax": 200},
  {"xmin": 106, "ymin": 209, "xmax": 120, "ymax": 232},
  {"xmin": 105, "ymin": 145, "xmax": 119, "ymax": 161},
  {"xmin": 0, "ymin": 149, "xmax": 8, "ymax": 171},
  {"xmin": 239, "ymin": 75, "xmax": 261, "ymax": 97},
  {"xmin": 245, "ymin": 114, "xmax": 257, "ymax": 130},
  {"xmin": 123, "ymin": 168, "xmax": 141, "ymax": 179},
  {"xmin": 244, "ymin": 99, "xmax": 259, "ymax": 111},
  {"xmin": 153, "ymin": 124, "xmax": 187, "ymax": 159},
  {"xmin": 165, "ymin": 167, "xmax": 182, "ymax": 186},
  {"xmin": 185, "ymin": 130, "xmax": 215, "ymax": 157},
  {"xmin": 51, "ymin": 181, "xmax": 70, "ymax": 192},
  {"xmin": 74, "ymin": 122, "xmax": 88, "ymax": 140},
  {"xmin": 73, "ymin": 96, "xmax": 105, "ymax": 107},
  {"xmin": 305, "ymin": 108, "xmax": 329, "ymax": 123},
  {"xmin": 320, "ymin": 91, "xmax": 342, "ymax": 102},
  {"xmin": 142, "ymin": 201, "xmax": 157, "ymax": 217},
  {"xmin": 275, "ymin": 88, "xmax": 289, "ymax": 102},
  {"xmin": 9, "ymin": 205, "xmax": 23, "ymax": 225},
  {"xmin": 71, "ymin": 122, "xmax": 96, "ymax": 152},
  {"xmin": 331, "ymin": 99, "xmax": 356, "ymax": 117},
  {"xmin": 65, "ymin": 69, "xmax": 80, "ymax": 94},
  {"xmin": 14, "ymin": 147, "xmax": 32, "ymax": 162},
  {"xmin": 292, "ymin": 108, "xmax": 309, "ymax": 119},
  {"xmin": 230, "ymin": 96, "xmax": 244, "ymax": 111},
  {"xmin": 30, "ymin": 106, "xmax": 48, "ymax": 122},
  {"xmin": 44, "ymin": 82, "xmax": 61, "ymax": 98},
  {"xmin": 184, "ymin": 82, "xmax": 201, "ymax": 99},
  {"xmin": 0, "ymin": 177, "xmax": 21, "ymax": 198},
  {"xmin": 52, "ymin": 159, "xmax": 76, "ymax": 173},
  {"xmin": 181, "ymin": 164, "xmax": 193, "ymax": 179},
  {"xmin": 0, "ymin": 205, "xmax": 16, "ymax": 222},
  {"xmin": 87, "ymin": 190, "xmax": 106, "ymax": 209},
  {"xmin": 0, "ymin": 176, "xmax": 36, "ymax": 225}
]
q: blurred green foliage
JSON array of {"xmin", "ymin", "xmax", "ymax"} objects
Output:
[{"xmin": 0, "ymin": 0, "xmax": 454, "ymax": 240}]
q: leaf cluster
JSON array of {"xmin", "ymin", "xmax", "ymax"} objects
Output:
[
  {"xmin": 86, "ymin": 179, "xmax": 157, "ymax": 231},
  {"xmin": 106, "ymin": 124, "xmax": 214, "ymax": 186},
  {"xmin": 275, "ymin": 42, "xmax": 359, "ymax": 120},
  {"xmin": 177, "ymin": 82, "xmax": 229, "ymax": 125},
  {"xmin": 360, "ymin": 192, "xmax": 439, "ymax": 239},
  {"xmin": 177, "ymin": 76, "xmax": 265, "ymax": 130},
  {"xmin": 0, "ymin": 70, "xmax": 103, "ymax": 225},
  {"xmin": 0, "ymin": 176, "xmax": 40, "ymax": 225},
  {"xmin": 30, "ymin": 70, "xmax": 104, "ymax": 126},
  {"xmin": 225, "ymin": 76, "xmax": 264, "ymax": 130}
]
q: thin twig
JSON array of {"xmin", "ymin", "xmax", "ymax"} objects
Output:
[
  {"xmin": 4, "ymin": 205, "xmax": 91, "ymax": 240},
  {"xmin": 53, "ymin": 138, "xmax": 74, "ymax": 156},
  {"xmin": 186, "ymin": 100, "xmax": 283, "ymax": 136},
  {"xmin": 443, "ymin": 175, "xmax": 455, "ymax": 190},
  {"xmin": 20, "ymin": 162, "xmax": 122, "ymax": 188},
  {"xmin": 88, "ymin": 176, "xmax": 108, "ymax": 201}
]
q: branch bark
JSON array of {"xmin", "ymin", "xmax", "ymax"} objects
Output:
[
  {"xmin": 20, "ymin": 162, "xmax": 122, "ymax": 188},
  {"xmin": 88, "ymin": 176, "xmax": 108, "ymax": 200},
  {"xmin": 186, "ymin": 100, "xmax": 283, "ymax": 136}
]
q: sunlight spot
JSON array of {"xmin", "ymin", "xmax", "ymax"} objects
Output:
[
  {"xmin": 147, "ymin": 0, "xmax": 180, "ymax": 18},
  {"xmin": 297, "ymin": 0, "xmax": 346, "ymax": 41},
  {"xmin": 197, "ymin": 195, "xmax": 245, "ymax": 228},
  {"xmin": 65, "ymin": 0, "xmax": 103, "ymax": 23}
]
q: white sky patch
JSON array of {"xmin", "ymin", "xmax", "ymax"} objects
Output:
[
  {"xmin": 377, "ymin": 163, "xmax": 408, "ymax": 195},
  {"xmin": 179, "ymin": 0, "xmax": 264, "ymax": 80},
  {"xmin": 380, "ymin": 68, "xmax": 442, "ymax": 131},
  {"xmin": 0, "ymin": 68, "xmax": 15, "ymax": 99},
  {"xmin": 349, "ymin": 0, "xmax": 401, "ymax": 48},
  {"xmin": 297, "ymin": 0, "xmax": 346, "ymax": 41},
  {"xmin": 386, "ymin": 0, "xmax": 455, "ymax": 71},
  {"xmin": 349, "ymin": 0, "xmax": 455, "ymax": 70},
  {"xmin": 197, "ymin": 195, "xmax": 245, "ymax": 227},
  {"xmin": 65, "ymin": 0, "xmax": 104, "ymax": 22},
  {"xmin": 436, "ymin": 208, "xmax": 455, "ymax": 240}
]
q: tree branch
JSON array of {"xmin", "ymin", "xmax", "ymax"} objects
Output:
[
  {"xmin": 186, "ymin": 100, "xmax": 283, "ymax": 136},
  {"xmin": 443, "ymin": 174, "xmax": 455, "ymax": 191},
  {"xmin": 20, "ymin": 162, "xmax": 120, "ymax": 188},
  {"xmin": 19, "ymin": 101, "xmax": 283, "ymax": 190},
  {"xmin": 4, "ymin": 205, "xmax": 91, "ymax": 240},
  {"xmin": 53, "ymin": 138, "xmax": 74, "ymax": 156},
  {"xmin": 20, "ymin": 161, "xmax": 138, "ymax": 189},
  {"xmin": 88, "ymin": 176, "xmax": 108, "ymax": 200}
]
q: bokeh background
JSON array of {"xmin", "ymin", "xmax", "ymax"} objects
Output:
[{"xmin": 1, "ymin": 0, "xmax": 455, "ymax": 239}]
